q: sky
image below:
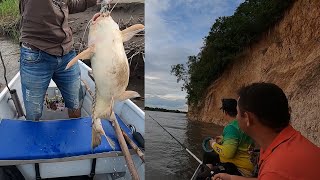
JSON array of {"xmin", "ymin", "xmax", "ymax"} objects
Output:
[{"xmin": 145, "ymin": 0, "xmax": 244, "ymax": 112}]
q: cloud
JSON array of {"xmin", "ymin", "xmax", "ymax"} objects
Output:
[
  {"xmin": 145, "ymin": 95, "xmax": 188, "ymax": 111},
  {"xmin": 145, "ymin": 75, "xmax": 160, "ymax": 80},
  {"xmin": 145, "ymin": 77, "xmax": 186, "ymax": 97},
  {"xmin": 145, "ymin": 0, "xmax": 244, "ymax": 110}
]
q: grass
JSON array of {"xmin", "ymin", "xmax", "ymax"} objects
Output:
[{"xmin": 0, "ymin": 0, "xmax": 20, "ymax": 41}]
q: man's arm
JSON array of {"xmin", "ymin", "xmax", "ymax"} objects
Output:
[
  {"xmin": 68, "ymin": 0, "xmax": 97, "ymax": 14},
  {"xmin": 210, "ymin": 125, "xmax": 240, "ymax": 159},
  {"xmin": 211, "ymin": 140, "xmax": 238, "ymax": 159},
  {"xmin": 212, "ymin": 173, "xmax": 257, "ymax": 180},
  {"xmin": 212, "ymin": 171, "xmax": 290, "ymax": 180}
]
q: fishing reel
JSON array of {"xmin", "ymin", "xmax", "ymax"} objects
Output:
[
  {"xmin": 128, "ymin": 124, "xmax": 136, "ymax": 133},
  {"xmin": 128, "ymin": 124, "xmax": 145, "ymax": 149},
  {"xmin": 197, "ymin": 164, "xmax": 227, "ymax": 180}
]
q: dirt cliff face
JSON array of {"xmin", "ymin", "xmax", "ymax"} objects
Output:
[{"xmin": 188, "ymin": 0, "xmax": 320, "ymax": 146}]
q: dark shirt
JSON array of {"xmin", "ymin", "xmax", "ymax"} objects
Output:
[{"xmin": 19, "ymin": 0, "xmax": 96, "ymax": 56}]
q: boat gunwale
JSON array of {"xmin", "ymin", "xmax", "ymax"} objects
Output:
[
  {"xmin": 0, "ymin": 71, "xmax": 20, "ymax": 104},
  {"xmin": 0, "ymin": 62, "xmax": 145, "ymax": 121},
  {"xmin": 0, "ymin": 149, "xmax": 139, "ymax": 166}
]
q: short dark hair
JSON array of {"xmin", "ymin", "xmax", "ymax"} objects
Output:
[
  {"xmin": 237, "ymin": 82, "xmax": 290, "ymax": 132},
  {"xmin": 220, "ymin": 98, "xmax": 237, "ymax": 117}
]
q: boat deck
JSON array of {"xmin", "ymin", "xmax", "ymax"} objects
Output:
[{"xmin": 0, "ymin": 115, "xmax": 139, "ymax": 162}]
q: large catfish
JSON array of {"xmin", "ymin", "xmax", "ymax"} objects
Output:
[{"xmin": 66, "ymin": 11, "xmax": 144, "ymax": 179}]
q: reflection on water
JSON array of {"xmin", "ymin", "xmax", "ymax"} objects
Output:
[{"xmin": 146, "ymin": 111, "xmax": 223, "ymax": 179}]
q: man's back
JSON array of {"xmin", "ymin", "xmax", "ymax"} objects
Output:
[
  {"xmin": 213, "ymin": 120, "xmax": 255, "ymax": 177},
  {"xmin": 259, "ymin": 125, "xmax": 320, "ymax": 180}
]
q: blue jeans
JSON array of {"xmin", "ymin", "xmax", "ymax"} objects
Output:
[{"xmin": 20, "ymin": 46, "xmax": 81, "ymax": 120}]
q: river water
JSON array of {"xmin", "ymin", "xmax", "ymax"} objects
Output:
[{"xmin": 145, "ymin": 110, "xmax": 223, "ymax": 179}]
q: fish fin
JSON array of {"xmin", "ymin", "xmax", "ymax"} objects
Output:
[
  {"xmin": 105, "ymin": 98, "xmax": 116, "ymax": 150},
  {"xmin": 104, "ymin": 134, "xmax": 116, "ymax": 151},
  {"xmin": 116, "ymin": 91, "xmax": 140, "ymax": 101},
  {"xmin": 121, "ymin": 24, "xmax": 145, "ymax": 42},
  {"xmin": 65, "ymin": 46, "xmax": 95, "ymax": 70}
]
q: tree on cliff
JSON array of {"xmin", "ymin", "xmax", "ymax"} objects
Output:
[{"xmin": 171, "ymin": 0, "xmax": 294, "ymax": 105}]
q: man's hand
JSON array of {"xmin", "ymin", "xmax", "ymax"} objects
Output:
[
  {"xmin": 209, "ymin": 135, "xmax": 223, "ymax": 147},
  {"xmin": 209, "ymin": 139, "xmax": 216, "ymax": 147},
  {"xmin": 96, "ymin": 0, "xmax": 111, "ymax": 4},
  {"xmin": 212, "ymin": 174, "xmax": 257, "ymax": 180},
  {"xmin": 212, "ymin": 173, "xmax": 232, "ymax": 180},
  {"xmin": 215, "ymin": 135, "xmax": 223, "ymax": 144}
]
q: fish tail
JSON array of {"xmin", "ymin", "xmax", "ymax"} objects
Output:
[
  {"xmin": 91, "ymin": 127, "xmax": 101, "ymax": 149},
  {"xmin": 91, "ymin": 117, "xmax": 116, "ymax": 150},
  {"xmin": 91, "ymin": 117, "xmax": 104, "ymax": 149},
  {"xmin": 91, "ymin": 119, "xmax": 102, "ymax": 149}
]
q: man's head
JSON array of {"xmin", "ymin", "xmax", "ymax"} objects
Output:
[
  {"xmin": 220, "ymin": 98, "xmax": 237, "ymax": 118},
  {"xmin": 236, "ymin": 82, "xmax": 290, "ymax": 134}
]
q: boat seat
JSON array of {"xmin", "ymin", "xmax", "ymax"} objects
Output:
[{"xmin": 0, "ymin": 114, "xmax": 139, "ymax": 161}]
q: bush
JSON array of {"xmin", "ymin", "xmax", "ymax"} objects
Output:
[{"xmin": 0, "ymin": 0, "xmax": 20, "ymax": 40}]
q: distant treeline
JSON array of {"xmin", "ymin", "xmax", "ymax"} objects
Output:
[
  {"xmin": 171, "ymin": 0, "xmax": 295, "ymax": 105},
  {"xmin": 145, "ymin": 106, "xmax": 187, "ymax": 114}
]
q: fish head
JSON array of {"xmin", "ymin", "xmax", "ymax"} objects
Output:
[
  {"xmin": 91, "ymin": 12, "xmax": 118, "ymax": 27},
  {"xmin": 88, "ymin": 12, "xmax": 120, "ymax": 46},
  {"xmin": 88, "ymin": 11, "xmax": 144, "ymax": 45}
]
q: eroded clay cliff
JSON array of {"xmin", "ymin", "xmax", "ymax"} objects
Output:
[{"xmin": 188, "ymin": 0, "xmax": 320, "ymax": 146}]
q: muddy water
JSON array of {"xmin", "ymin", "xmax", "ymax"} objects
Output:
[
  {"xmin": 0, "ymin": 36, "xmax": 20, "ymax": 92},
  {"xmin": 145, "ymin": 110, "xmax": 223, "ymax": 179}
]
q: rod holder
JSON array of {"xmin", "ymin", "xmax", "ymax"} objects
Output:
[{"xmin": 10, "ymin": 89, "xmax": 25, "ymax": 118}]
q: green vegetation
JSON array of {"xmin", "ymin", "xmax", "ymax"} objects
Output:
[
  {"xmin": 145, "ymin": 106, "xmax": 187, "ymax": 114},
  {"xmin": 171, "ymin": 0, "xmax": 294, "ymax": 105},
  {"xmin": 0, "ymin": 0, "xmax": 20, "ymax": 40}
]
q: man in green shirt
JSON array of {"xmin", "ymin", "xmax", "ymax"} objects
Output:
[{"xmin": 198, "ymin": 99, "xmax": 255, "ymax": 179}]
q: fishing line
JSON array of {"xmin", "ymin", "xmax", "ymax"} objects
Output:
[
  {"xmin": 147, "ymin": 114, "xmax": 202, "ymax": 164},
  {"xmin": 79, "ymin": 18, "xmax": 93, "ymax": 52},
  {"xmin": 109, "ymin": 0, "xmax": 120, "ymax": 14}
]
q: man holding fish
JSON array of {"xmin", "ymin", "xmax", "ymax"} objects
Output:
[
  {"xmin": 18, "ymin": 0, "xmax": 98, "ymax": 120},
  {"xmin": 18, "ymin": 1, "xmax": 145, "ymax": 179}
]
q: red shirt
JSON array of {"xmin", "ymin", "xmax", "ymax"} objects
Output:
[{"xmin": 258, "ymin": 125, "xmax": 320, "ymax": 180}]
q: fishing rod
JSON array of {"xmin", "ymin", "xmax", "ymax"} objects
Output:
[{"xmin": 147, "ymin": 114, "xmax": 202, "ymax": 164}]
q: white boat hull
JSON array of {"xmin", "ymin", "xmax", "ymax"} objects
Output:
[{"xmin": 0, "ymin": 61, "xmax": 145, "ymax": 180}]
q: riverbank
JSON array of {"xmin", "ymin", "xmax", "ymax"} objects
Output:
[
  {"xmin": 0, "ymin": 0, "xmax": 19, "ymax": 40},
  {"xmin": 0, "ymin": 36, "xmax": 20, "ymax": 91},
  {"xmin": 145, "ymin": 106, "xmax": 187, "ymax": 114}
]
